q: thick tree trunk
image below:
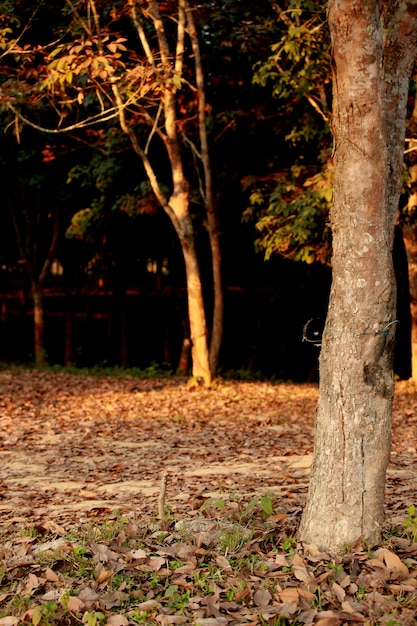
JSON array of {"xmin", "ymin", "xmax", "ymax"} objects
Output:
[
  {"xmin": 32, "ymin": 283, "xmax": 46, "ymax": 368},
  {"xmin": 299, "ymin": 0, "xmax": 417, "ymax": 552}
]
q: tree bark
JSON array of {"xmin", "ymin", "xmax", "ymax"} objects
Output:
[
  {"xmin": 117, "ymin": 0, "xmax": 213, "ymax": 384},
  {"xmin": 170, "ymin": 190, "xmax": 212, "ymax": 384},
  {"xmin": 186, "ymin": 3, "xmax": 223, "ymax": 375},
  {"xmin": 298, "ymin": 0, "xmax": 417, "ymax": 553},
  {"xmin": 32, "ymin": 282, "xmax": 46, "ymax": 367}
]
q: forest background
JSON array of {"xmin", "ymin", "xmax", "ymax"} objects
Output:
[{"xmin": 0, "ymin": 0, "xmax": 416, "ymax": 382}]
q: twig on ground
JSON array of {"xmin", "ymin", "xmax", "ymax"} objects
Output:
[{"xmin": 158, "ymin": 474, "xmax": 168, "ymax": 519}]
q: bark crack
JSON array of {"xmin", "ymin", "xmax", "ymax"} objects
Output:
[
  {"xmin": 339, "ymin": 379, "xmax": 346, "ymax": 505},
  {"xmin": 360, "ymin": 435, "xmax": 365, "ymax": 538}
]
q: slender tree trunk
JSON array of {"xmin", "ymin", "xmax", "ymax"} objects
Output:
[
  {"xmin": 299, "ymin": 0, "xmax": 417, "ymax": 553},
  {"xmin": 64, "ymin": 308, "xmax": 74, "ymax": 366},
  {"xmin": 112, "ymin": 0, "xmax": 212, "ymax": 384},
  {"xmin": 32, "ymin": 282, "xmax": 46, "ymax": 367},
  {"xmin": 171, "ymin": 191, "xmax": 211, "ymax": 384},
  {"xmin": 186, "ymin": 3, "xmax": 223, "ymax": 375}
]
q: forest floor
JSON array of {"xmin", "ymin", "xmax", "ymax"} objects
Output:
[{"xmin": 0, "ymin": 368, "xmax": 417, "ymax": 626}]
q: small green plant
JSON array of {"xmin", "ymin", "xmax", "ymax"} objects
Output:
[
  {"xmin": 259, "ymin": 616, "xmax": 299, "ymax": 626},
  {"xmin": 403, "ymin": 505, "xmax": 417, "ymax": 543},
  {"xmin": 148, "ymin": 571, "xmax": 161, "ymax": 589},
  {"xmin": 31, "ymin": 602, "xmax": 58, "ymax": 626},
  {"xmin": 200, "ymin": 497, "xmax": 226, "ymax": 512},
  {"xmin": 328, "ymin": 561, "xmax": 343, "ymax": 581},
  {"xmin": 164, "ymin": 585, "xmax": 191, "ymax": 611},
  {"xmin": 129, "ymin": 610, "xmax": 153, "ymax": 624},
  {"xmin": 282, "ymin": 536, "xmax": 297, "ymax": 553},
  {"xmin": 193, "ymin": 566, "xmax": 220, "ymax": 594},
  {"xmin": 355, "ymin": 585, "xmax": 367, "ymax": 601},
  {"xmin": 245, "ymin": 494, "xmax": 275, "ymax": 519},
  {"xmin": 220, "ymin": 525, "xmax": 252, "ymax": 553},
  {"xmin": 82, "ymin": 610, "xmax": 106, "ymax": 626}
]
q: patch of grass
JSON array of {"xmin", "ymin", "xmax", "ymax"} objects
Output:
[
  {"xmin": 281, "ymin": 536, "xmax": 297, "ymax": 553},
  {"xmin": 219, "ymin": 524, "xmax": 252, "ymax": 553}
]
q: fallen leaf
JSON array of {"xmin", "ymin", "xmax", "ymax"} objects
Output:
[
  {"xmin": 253, "ymin": 588, "xmax": 272, "ymax": 606},
  {"xmin": 136, "ymin": 600, "xmax": 162, "ymax": 612},
  {"xmin": 45, "ymin": 567, "xmax": 60, "ymax": 582},
  {"xmin": 292, "ymin": 555, "xmax": 314, "ymax": 584},
  {"xmin": 105, "ymin": 615, "xmax": 129, "ymax": 626},
  {"xmin": 278, "ymin": 588, "xmax": 299, "ymax": 604},
  {"xmin": 215, "ymin": 555, "xmax": 232, "ymax": 571},
  {"xmin": 331, "ymin": 581, "xmax": 346, "ymax": 602},
  {"xmin": 25, "ymin": 573, "xmax": 40, "ymax": 591},
  {"xmin": 129, "ymin": 548, "xmax": 147, "ymax": 559},
  {"xmin": 148, "ymin": 556, "xmax": 166, "ymax": 571},
  {"xmin": 66, "ymin": 596, "xmax": 85, "ymax": 612},
  {"xmin": 97, "ymin": 568, "xmax": 114, "ymax": 583},
  {"xmin": 195, "ymin": 617, "xmax": 229, "ymax": 626},
  {"xmin": 32, "ymin": 538, "xmax": 68, "ymax": 553},
  {"xmin": 275, "ymin": 554, "xmax": 289, "ymax": 567},
  {"xmin": 374, "ymin": 548, "xmax": 409, "ymax": 574}
]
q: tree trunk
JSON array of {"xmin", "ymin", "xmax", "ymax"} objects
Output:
[
  {"xmin": 171, "ymin": 191, "xmax": 211, "ymax": 384},
  {"xmin": 185, "ymin": 3, "xmax": 223, "ymax": 375},
  {"xmin": 32, "ymin": 283, "xmax": 46, "ymax": 368},
  {"xmin": 299, "ymin": 0, "xmax": 417, "ymax": 553}
]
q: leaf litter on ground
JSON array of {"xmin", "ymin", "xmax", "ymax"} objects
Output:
[{"xmin": 0, "ymin": 369, "xmax": 416, "ymax": 624}]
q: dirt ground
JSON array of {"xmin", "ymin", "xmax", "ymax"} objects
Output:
[
  {"xmin": 0, "ymin": 369, "xmax": 415, "ymax": 531},
  {"xmin": 1, "ymin": 369, "xmax": 417, "ymax": 626}
]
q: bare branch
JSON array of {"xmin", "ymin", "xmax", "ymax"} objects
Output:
[{"xmin": 128, "ymin": 0, "xmax": 156, "ymax": 68}]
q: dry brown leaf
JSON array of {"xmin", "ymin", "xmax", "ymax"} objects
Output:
[
  {"xmin": 278, "ymin": 587, "xmax": 299, "ymax": 604},
  {"xmin": 136, "ymin": 599, "xmax": 162, "ymax": 612},
  {"xmin": 78, "ymin": 586, "xmax": 100, "ymax": 609},
  {"xmin": 194, "ymin": 619, "xmax": 229, "ymax": 626},
  {"xmin": 233, "ymin": 585, "xmax": 251, "ymax": 601},
  {"xmin": 298, "ymin": 588, "xmax": 316, "ymax": 604},
  {"xmin": 105, "ymin": 615, "xmax": 129, "ymax": 626},
  {"xmin": 172, "ymin": 563, "xmax": 197, "ymax": 575},
  {"xmin": 25, "ymin": 573, "xmax": 40, "ymax": 591},
  {"xmin": 45, "ymin": 567, "xmax": 60, "ymax": 582},
  {"xmin": 331, "ymin": 581, "xmax": 346, "ymax": 602},
  {"xmin": 292, "ymin": 555, "xmax": 314, "ymax": 584},
  {"xmin": 66, "ymin": 596, "xmax": 85, "ymax": 612},
  {"xmin": 0, "ymin": 618, "xmax": 19, "ymax": 625},
  {"xmin": 148, "ymin": 556, "xmax": 166, "ymax": 571},
  {"xmin": 129, "ymin": 548, "xmax": 147, "ymax": 559},
  {"xmin": 315, "ymin": 618, "xmax": 342, "ymax": 626},
  {"xmin": 275, "ymin": 554, "xmax": 289, "ymax": 567},
  {"xmin": 253, "ymin": 588, "xmax": 272, "ymax": 606},
  {"xmin": 374, "ymin": 548, "xmax": 409, "ymax": 574},
  {"xmin": 32, "ymin": 538, "xmax": 69, "ymax": 554},
  {"xmin": 215, "ymin": 555, "xmax": 232, "ymax": 571},
  {"xmin": 269, "ymin": 513, "xmax": 288, "ymax": 523},
  {"xmin": 97, "ymin": 568, "xmax": 114, "ymax": 583},
  {"xmin": 41, "ymin": 590, "xmax": 61, "ymax": 602},
  {"xmin": 91, "ymin": 542, "xmax": 118, "ymax": 563}
]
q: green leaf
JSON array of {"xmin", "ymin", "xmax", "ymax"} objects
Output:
[{"xmin": 260, "ymin": 495, "xmax": 274, "ymax": 516}]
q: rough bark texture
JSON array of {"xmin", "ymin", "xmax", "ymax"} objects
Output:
[{"xmin": 298, "ymin": 0, "xmax": 417, "ymax": 553}]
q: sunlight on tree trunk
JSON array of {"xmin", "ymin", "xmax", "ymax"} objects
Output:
[
  {"xmin": 298, "ymin": 0, "xmax": 417, "ymax": 553},
  {"xmin": 186, "ymin": 4, "xmax": 223, "ymax": 375}
]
